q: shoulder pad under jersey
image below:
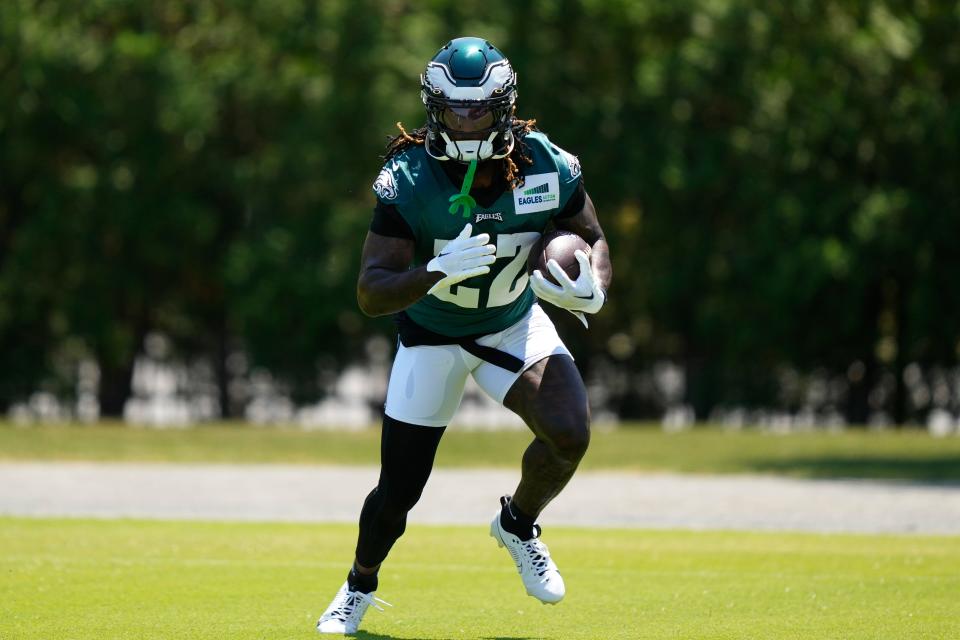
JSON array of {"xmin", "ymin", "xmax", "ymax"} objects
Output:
[{"xmin": 523, "ymin": 131, "xmax": 582, "ymax": 185}]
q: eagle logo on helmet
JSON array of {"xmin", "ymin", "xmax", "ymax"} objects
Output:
[{"xmin": 420, "ymin": 37, "xmax": 518, "ymax": 163}]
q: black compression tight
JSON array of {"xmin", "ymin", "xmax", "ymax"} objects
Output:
[{"xmin": 354, "ymin": 415, "xmax": 445, "ymax": 568}]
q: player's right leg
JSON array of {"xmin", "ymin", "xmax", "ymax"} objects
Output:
[
  {"xmin": 317, "ymin": 343, "xmax": 467, "ymax": 634},
  {"xmin": 316, "ymin": 416, "xmax": 445, "ymax": 633}
]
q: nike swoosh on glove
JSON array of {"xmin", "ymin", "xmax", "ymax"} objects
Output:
[
  {"xmin": 426, "ymin": 223, "xmax": 497, "ymax": 295},
  {"xmin": 529, "ymin": 249, "xmax": 606, "ymax": 328}
]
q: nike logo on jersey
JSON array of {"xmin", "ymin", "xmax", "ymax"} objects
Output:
[{"xmin": 574, "ymin": 293, "xmax": 594, "ymax": 300}]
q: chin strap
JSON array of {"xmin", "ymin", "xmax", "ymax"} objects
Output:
[{"xmin": 448, "ymin": 159, "xmax": 478, "ymax": 218}]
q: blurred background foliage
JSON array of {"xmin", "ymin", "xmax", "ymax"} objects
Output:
[{"xmin": 1, "ymin": 0, "xmax": 958, "ymax": 424}]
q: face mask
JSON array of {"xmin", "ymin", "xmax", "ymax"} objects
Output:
[{"xmin": 435, "ymin": 130, "xmax": 514, "ymax": 162}]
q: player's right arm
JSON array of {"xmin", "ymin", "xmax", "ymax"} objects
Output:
[
  {"xmin": 361, "ymin": 163, "xmax": 444, "ymax": 317},
  {"xmin": 357, "ymin": 224, "xmax": 496, "ymax": 317},
  {"xmin": 356, "ymin": 232, "xmax": 440, "ymax": 317},
  {"xmin": 360, "ymin": 157, "xmax": 495, "ymax": 316}
]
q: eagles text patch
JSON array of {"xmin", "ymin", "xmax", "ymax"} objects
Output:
[{"xmin": 513, "ymin": 172, "xmax": 560, "ymax": 215}]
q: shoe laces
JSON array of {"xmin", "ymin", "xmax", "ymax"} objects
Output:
[
  {"xmin": 328, "ymin": 589, "xmax": 392, "ymax": 623},
  {"xmin": 521, "ymin": 524, "xmax": 555, "ymax": 577}
]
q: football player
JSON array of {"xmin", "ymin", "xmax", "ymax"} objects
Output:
[{"xmin": 317, "ymin": 36, "xmax": 612, "ymax": 634}]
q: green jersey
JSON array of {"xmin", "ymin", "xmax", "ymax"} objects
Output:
[{"xmin": 372, "ymin": 132, "xmax": 583, "ymax": 337}]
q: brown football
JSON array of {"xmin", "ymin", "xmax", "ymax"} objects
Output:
[{"xmin": 527, "ymin": 230, "xmax": 591, "ymax": 285}]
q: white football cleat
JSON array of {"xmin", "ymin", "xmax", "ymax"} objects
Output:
[
  {"xmin": 490, "ymin": 508, "xmax": 565, "ymax": 604},
  {"xmin": 316, "ymin": 581, "xmax": 391, "ymax": 634}
]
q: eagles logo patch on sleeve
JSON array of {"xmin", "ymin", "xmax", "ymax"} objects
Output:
[
  {"xmin": 373, "ymin": 164, "xmax": 399, "ymax": 201},
  {"xmin": 560, "ymin": 148, "xmax": 581, "ymax": 180},
  {"xmin": 551, "ymin": 144, "xmax": 582, "ymax": 181},
  {"xmin": 566, "ymin": 153, "xmax": 581, "ymax": 179}
]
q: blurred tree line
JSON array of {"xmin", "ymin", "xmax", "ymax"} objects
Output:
[{"xmin": 1, "ymin": 0, "xmax": 958, "ymax": 424}]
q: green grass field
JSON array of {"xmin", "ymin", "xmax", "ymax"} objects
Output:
[
  {"xmin": 2, "ymin": 422, "xmax": 960, "ymax": 480},
  {"xmin": 3, "ymin": 424, "xmax": 958, "ymax": 638},
  {"xmin": 2, "ymin": 517, "xmax": 958, "ymax": 640}
]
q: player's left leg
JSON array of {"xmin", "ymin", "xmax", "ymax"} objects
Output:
[
  {"xmin": 502, "ymin": 354, "xmax": 590, "ymax": 517},
  {"xmin": 488, "ymin": 354, "xmax": 587, "ymax": 604},
  {"xmin": 471, "ymin": 304, "xmax": 588, "ymax": 603}
]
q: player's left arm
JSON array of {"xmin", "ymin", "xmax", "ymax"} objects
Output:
[{"xmin": 552, "ymin": 190, "xmax": 613, "ymax": 298}]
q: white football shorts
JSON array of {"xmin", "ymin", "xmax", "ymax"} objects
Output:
[{"xmin": 384, "ymin": 303, "xmax": 572, "ymax": 427}]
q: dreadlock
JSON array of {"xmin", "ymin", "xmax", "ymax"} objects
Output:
[{"xmin": 383, "ymin": 117, "xmax": 539, "ymax": 190}]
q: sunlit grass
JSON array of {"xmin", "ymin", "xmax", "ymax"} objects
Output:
[
  {"xmin": 1, "ymin": 422, "xmax": 959, "ymax": 480},
  {"xmin": 1, "ymin": 517, "xmax": 957, "ymax": 639}
]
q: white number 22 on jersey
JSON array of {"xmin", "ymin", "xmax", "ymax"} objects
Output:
[{"xmin": 432, "ymin": 231, "xmax": 541, "ymax": 309}]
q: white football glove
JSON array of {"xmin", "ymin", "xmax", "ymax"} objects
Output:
[
  {"xmin": 530, "ymin": 249, "xmax": 606, "ymax": 328},
  {"xmin": 426, "ymin": 223, "xmax": 497, "ymax": 295}
]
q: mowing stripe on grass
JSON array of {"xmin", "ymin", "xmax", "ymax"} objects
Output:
[
  {"xmin": 1, "ymin": 518, "xmax": 958, "ymax": 640},
  {"xmin": 3, "ymin": 423, "xmax": 960, "ymax": 481}
]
